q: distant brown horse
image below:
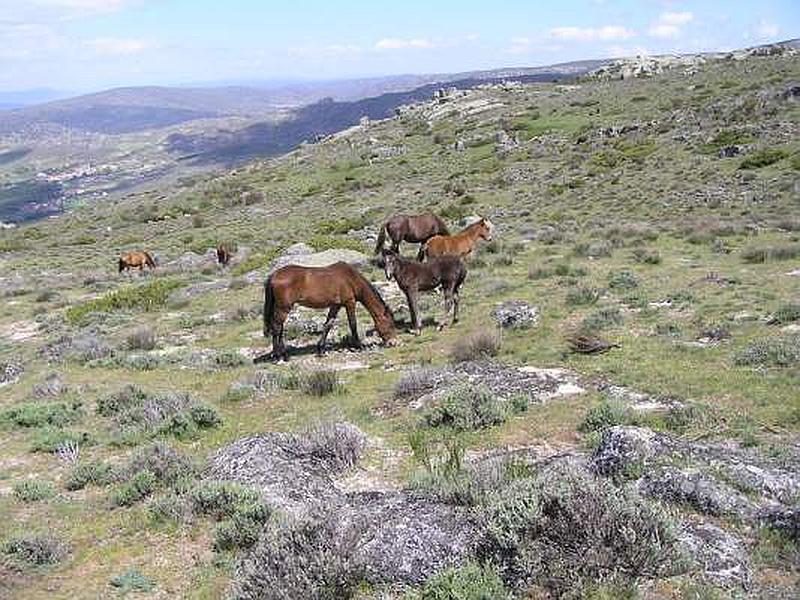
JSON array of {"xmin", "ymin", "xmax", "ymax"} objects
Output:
[
  {"xmin": 374, "ymin": 212, "xmax": 449, "ymax": 254},
  {"xmin": 217, "ymin": 243, "xmax": 234, "ymax": 266},
  {"xmin": 261, "ymin": 262, "xmax": 397, "ymax": 360},
  {"xmin": 418, "ymin": 217, "xmax": 494, "ymax": 261},
  {"xmin": 382, "ymin": 249, "xmax": 467, "ymax": 334},
  {"xmin": 118, "ymin": 251, "xmax": 156, "ymax": 273}
]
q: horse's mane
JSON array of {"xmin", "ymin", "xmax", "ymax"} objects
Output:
[{"xmin": 356, "ymin": 269, "xmax": 392, "ymax": 316}]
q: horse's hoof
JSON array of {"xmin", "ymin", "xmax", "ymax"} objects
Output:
[
  {"xmin": 410, "ymin": 328, "xmax": 422, "ymax": 336},
  {"xmin": 436, "ymin": 324, "xmax": 446, "ymax": 332}
]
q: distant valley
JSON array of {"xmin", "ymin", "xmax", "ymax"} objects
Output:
[{"xmin": 0, "ymin": 60, "xmax": 603, "ymax": 223}]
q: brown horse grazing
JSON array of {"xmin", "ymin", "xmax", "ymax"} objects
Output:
[
  {"xmin": 374, "ymin": 212, "xmax": 449, "ymax": 254},
  {"xmin": 118, "ymin": 251, "xmax": 156, "ymax": 273},
  {"xmin": 217, "ymin": 243, "xmax": 234, "ymax": 266},
  {"xmin": 418, "ymin": 217, "xmax": 494, "ymax": 261},
  {"xmin": 382, "ymin": 250, "xmax": 467, "ymax": 334},
  {"xmin": 261, "ymin": 262, "xmax": 397, "ymax": 361}
]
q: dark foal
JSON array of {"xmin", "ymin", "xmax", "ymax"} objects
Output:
[{"xmin": 382, "ymin": 250, "xmax": 467, "ymax": 334}]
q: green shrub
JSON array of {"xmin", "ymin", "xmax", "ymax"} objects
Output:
[
  {"xmin": 631, "ymin": 248, "xmax": 662, "ymax": 264},
  {"xmin": 307, "ymin": 234, "xmax": 366, "ymax": 253},
  {"xmin": 65, "ymin": 461, "xmax": 113, "ymax": 491},
  {"xmin": 770, "ymin": 303, "xmax": 800, "ymax": 325},
  {"xmin": 213, "ymin": 350, "xmax": 249, "ymax": 368},
  {"xmin": 581, "ymin": 308, "xmax": 623, "ymax": 332},
  {"xmin": 97, "ymin": 385, "xmax": 149, "ymax": 417},
  {"xmin": 735, "ymin": 336, "xmax": 800, "ymax": 367},
  {"xmin": 125, "ymin": 326, "xmax": 156, "ymax": 350},
  {"xmin": 1, "ymin": 401, "xmax": 83, "ymax": 428},
  {"xmin": 739, "ymin": 147, "xmax": 789, "ymax": 169},
  {"xmin": 109, "ymin": 569, "xmax": 156, "ymax": 593},
  {"xmin": 608, "ymin": 270, "xmax": 639, "ymax": 290},
  {"xmin": 66, "ymin": 279, "xmax": 181, "ymax": 325},
  {"xmin": 450, "ymin": 330, "xmax": 501, "ymax": 362},
  {"xmin": 231, "ymin": 517, "xmax": 360, "ymax": 599},
  {"xmin": 566, "ymin": 286, "xmax": 601, "ymax": 306},
  {"xmin": 230, "ymin": 246, "xmax": 285, "ymax": 276},
  {"xmin": 741, "ymin": 244, "xmax": 800, "ymax": 263},
  {"xmin": 425, "ymin": 384, "xmax": 508, "ymax": 431},
  {"xmin": 3, "ymin": 534, "xmax": 68, "ymax": 565},
  {"xmin": 13, "ymin": 480, "xmax": 56, "ymax": 502},
  {"xmin": 579, "ymin": 400, "xmax": 636, "ymax": 433},
  {"xmin": 302, "ymin": 370, "xmax": 342, "ymax": 397},
  {"xmin": 109, "ymin": 390, "xmax": 220, "ymax": 442},
  {"xmin": 420, "ymin": 561, "xmax": 509, "ymax": 599},
  {"xmin": 480, "ymin": 462, "xmax": 686, "ymax": 595},
  {"xmin": 315, "ymin": 215, "xmax": 369, "ymax": 235},
  {"xmin": 117, "ymin": 442, "xmax": 197, "ymax": 488},
  {"xmin": 30, "ymin": 429, "xmax": 94, "ymax": 453},
  {"xmin": 111, "ymin": 470, "xmax": 158, "ymax": 507}
]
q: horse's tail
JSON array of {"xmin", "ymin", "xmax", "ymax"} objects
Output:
[
  {"xmin": 374, "ymin": 222, "xmax": 387, "ymax": 254},
  {"xmin": 118, "ymin": 258, "xmax": 125, "ymax": 273},
  {"xmin": 263, "ymin": 276, "xmax": 275, "ymax": 338},
  {"xmin": 144, "ymin": 252, "xmax": 156, "ymax": 268}
]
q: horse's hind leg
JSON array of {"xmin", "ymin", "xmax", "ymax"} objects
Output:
[
  {"xmin": 405, "ymin": 289, "xmax": 422, "ymax": 335},
  {"xmin": 271, "ymin": 309, "xmax": 289, "ymax": 361},
  {"xmin": 345, "ymin": 302, "xmax": 362, "ymax": 349},
  {"xmin": 317, "ymin": 306, "xmax": 340, "ymax": 356},
  {"xmin": 438, "ymin": 286, "xmax": 455, "ymax": 331}
]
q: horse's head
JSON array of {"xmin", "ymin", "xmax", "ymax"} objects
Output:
[
  {"xmin": 477, "ymin": 218, "xmax": 494, "ymax": 241},
  {"xmin": 381, "ymin": 249, "xmax": 399, "ymax": 280}
]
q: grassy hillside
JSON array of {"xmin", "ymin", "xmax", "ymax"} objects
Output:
[{"xmin": 0, "ymin": 49, "xmax": 798, "ymax": 599}]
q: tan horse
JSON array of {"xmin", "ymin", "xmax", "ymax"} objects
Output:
[
  {"xmin": 119, "ymin": 251, "xmax": 156, "ymax": 273},
  {"xmin": 417, "ymin": 217, "xmax": 494, "ymax": 261},
  {"xmin": 261, "ymin": 262, "xmax": 397, "ymax": 361}
]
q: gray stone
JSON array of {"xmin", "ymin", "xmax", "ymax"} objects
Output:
[
  {"xmin": 491, "ymin": 300, "xmax": 539, "ymax": 329},
  {"xmin": 0, "ymin": 361, "xmax": 23, "ymax": 386},
  {"xmin": 679, "ymin": 523, "xmax": 750, "ymax": 587},
  {"xmin": 271, "ymin": 249, "xmax": 368, "ymax": 272},
  {"xmin": 591, "ymin": 426, "xmax": 667, "ymax": 476}
]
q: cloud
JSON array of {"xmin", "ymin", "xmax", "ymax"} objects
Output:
[
  {"xmin": 374, "ymin": 38, "xmax": 436, "ymax": 50},
  {"xmin": 84, "ymin": 37, "xmax": 154, "ymax": 55},
  {"xmin": 648, "ymin": 11, "xmax": 694, "ymax": 39},
  {"xmin": 288, "ymin": 44, "xmax": 362, "ymax": 58},
  {"xmin": 754, "ymin": 20, "xmax": 779, "ymax": 39},
  {"xmin": 549, "ymin": 25, "xmax": 635, "ymax": 42}
]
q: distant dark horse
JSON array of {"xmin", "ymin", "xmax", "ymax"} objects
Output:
[
  {"xmin": 382, "ymin": 250, "xmax": 467, "ymax": 334},
  {"xmin": 260, "ymin": 262, "xmax": 397, "ymax": 361},
  {"xmin": 119, "ymin": 251, "xmax": 156, "ymax": 273},
  {"xmin": 217, "ymin": 243, "xmax": 234, "ymax": 266},
  {"xmin": 374, "ymin": 213, "xmax": 449, "ymax": 254}
]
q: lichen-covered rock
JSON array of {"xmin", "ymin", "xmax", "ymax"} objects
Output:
[
  {"xmin": 270, "ymin": 249, "xmax": 368, "ymax": 272},
  {"xmin": 0, "ymin": 361, "xmax": 23, "ymax": 386},
  {"xmin": 491, "ymin": 300, "xmax": 539, "ymax": 329},
  {"xmin": 679, "ymin": 522, "xmax": 750, "ymax": 587},
  {"xmin": 591, "ymin": 426, "xmax": 667, "ymax": 476},
  {"xmin": 759, "ymin": 506, "xmax": 800, "ymax": 542}
]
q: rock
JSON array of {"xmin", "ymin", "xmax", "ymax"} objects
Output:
[
  {"xmin": 281, "ymin": 242, "xmax": 315, "ymax": 257},
  {"xmin": 718, "ymin": 145, "xmax": 742, "ymax": 158},
  {"xmin": 638, "ymin": 467, "xmax": 757, "ymax": 518},
  {"xmin": 759, "ymin": 506, "xmax": 800, "ymax": 542},
  {"xmin": 271, "ymin": 249, "xmax": 368, "ymax": 272},
  {"xmin": 679, "ymin": 523, "xmax": 750, "ymax": 587},
  {"xmin": 336, "ymin": 492, "xmax": 479, "ymax": 585},
  {"xmin": 166, "ymin": 250, "xmax": 218, "ymax": 272},
  {"xmin": 591, "ymin": 426, "xmax": 667, "ymax": 476},
  {"xmin": 0, "ymin": 361, "xmax": 23, "ymax": 387},
  {"xmin": 491, "ymin": 300, "xmax": 539, "ymax": 329},
  {"xmin": 31, "ymin": 373, "xmax": 67, "ymax": 398}
]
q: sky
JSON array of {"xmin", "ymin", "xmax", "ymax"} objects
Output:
[{"xmin": 0, "ymin": 0, "xmax": 797, "ymax": 93}]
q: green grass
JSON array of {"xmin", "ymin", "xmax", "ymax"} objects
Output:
[{"xmin": 66, "ymin": 279, "xmax": 182, "ymax": 325}]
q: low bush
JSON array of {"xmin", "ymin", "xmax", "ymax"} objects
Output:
[
  {"xmin": 301, "ymin": 370, "xmax": 341, "ymax": 397},
  {"xmin": 65, "ymin": 461, "xmax": 113, "ymax": 491},
  {"xmin": 125, "ymin": 326, "xmax": 156, "ymax": 350},
  {"xmin": 770, "ymin": 303, "xmax": 800, "ymax": 325},
  {"xmin": 3, "ymin": 534, "xmax": 69, "ymax": 566},
  {"xmin": 231, "ymin": 517, "xmax": 360, "ymax": 600},
  {"xmin": 308, "ymin": 234, "xmax": 367, "ymax": 253},
  {"xmin": 479, "ymin": 462, "xmax": 686, "ymax": 595},
  {"xmin": 581, "ymin": 308, "xmax": 623, "ymax": 332},
  {"xmin": 220, "ymin": 384, "xmax": 255, "ymax": 404},
  {"xmin": 741, "ymin": 244, "xmax": 800, "ymax": 263},
  {"xmin": 280, "ymin": 421, "xmax": 365, "ymax": 472},
  {"xmin": 190, "ymin": 480, "xmax": 272, "ymax": 551},
  {"xmin": 29, "ymin": 428, "xmax": 93, "ymax": 453},
  {"xmin": 111, "ymin": 470, "xmax": 158, "ymax": 507},
  {"xmin": 450, "ymin": 330, "xmax": 501, "ymax": 362},
  {"xmin": 565, "ymin": 286, "xmax": 601, "ymax": 306},
  {"xmin": 66, "ymin": 279, "xmax": 181, "ymax": 325},
  {"xmin": 420, "ymin": 561, "xmax": 510, "ymax": 599},
  {"xmin": 116, "ymin": 442, "xmax": 197, "ymax": 487},
  {"xmin": 393, "ymin": 367, "xmax": 446, "ymax": 399},
  {"xmin": 579, "ymin": 400, "xmax": 637, "ymax": 434},
  {"xmin": 735, "ymin": 335, "xmax": 800, "ymax": 367},
  {"xmin": 109, "ymin": 569, "xmax": 156, "ymax": 593},
  {"xmin": 425, "ymin": 384, "xmax": 509, "ymax": 431},
  {"xmin": 739, "ymin": 147, "xmax": 789, "ymax": 169},
  {"xmin": 573, "ymin": 240, "xmax": 612, "ymax": 258},
  {"xmin": 608, "ymin": 270, "xmax": 639, "ymax": 290},
  {"xmin": 13, "ymin": 480, "xmax": 56, "ymax": 502},
  {"xmin": 0, "ymin": 401, "xmax": 82, "ymax": 428},
  {"xmin": 631, "ymin": 248, "xmax": 662, "ymax": 265}
]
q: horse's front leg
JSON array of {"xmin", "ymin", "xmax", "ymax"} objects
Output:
[
  {"xmin": 317, "ymin": 306, "xmax": 340, "ymax": 356},
  {"xmin": 345, "ymin": 302, "xmax": 362, "ymax": 349},
  {"xmin": 438, "ymin": 286, "xmax": 455, "ymax": 331}
]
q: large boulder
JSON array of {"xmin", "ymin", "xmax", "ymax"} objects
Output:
[
  {"xmin": 270, "ymin": 248, "xmax": 368, "ymax": 272},
  {"xmin": 491, "ymin": 300, "xmax": 539, "ymax": 329}
]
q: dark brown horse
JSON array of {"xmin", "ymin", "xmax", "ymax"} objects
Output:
[
  {"xmin": 374, "ymin": 212, "xmax": 449, "ymax": 254},
  {"xmin": 262, "ymin": 262, "xmax": 397, "ymax": 360},
  {"xmin": 217, "ymin": 243, "xmax": 234, "ymax": 266},
  {"xmin": 382, "ymin": 250, "xmax": 467, "ymax": 334},
  {"xmin": 418, "ymin": 217, "xmax": 494, "ymax": 261},
  {"xmin": 119, "ymin": 251, "xmax": 156, "ymax": 273}
]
